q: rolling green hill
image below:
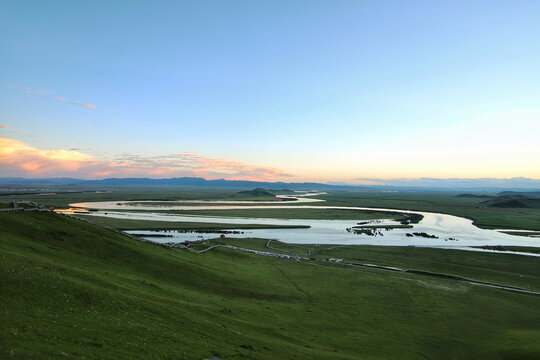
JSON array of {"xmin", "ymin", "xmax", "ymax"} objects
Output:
[{"xmin": 1, "ymin": 212, "xmax": 540, "ymax": 359}]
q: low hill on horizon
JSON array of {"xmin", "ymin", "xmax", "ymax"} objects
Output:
[
  {"xmin": 498, "ymin": 191, "xmax": 540, "ymax": 197},
  {"xmin": 237, "ymin": 187, "xmax": 276, "ymax": 197},
  {"xmin": 481, "ymin": 196, "xmax": 540, "ymax": 209}
]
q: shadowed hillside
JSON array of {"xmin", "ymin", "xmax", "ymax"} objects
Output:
[{"xmin": 237, "ymin": 188, "xmax": 276, "ymax": 197}]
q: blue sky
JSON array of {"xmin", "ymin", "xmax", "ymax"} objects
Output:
[{"xmin": 1, "ymin": 0, "xmax": 540, "ymax": 181}]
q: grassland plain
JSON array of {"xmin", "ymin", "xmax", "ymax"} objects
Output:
[
  {"xmin": 1, "ymin": 211, "xmax": 540, "ymax": 359},
  {"xmin": 200, "ymin": 238, "xmax": 540, "ymax": 291}
]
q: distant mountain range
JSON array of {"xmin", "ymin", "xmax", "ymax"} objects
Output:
[
  {"xmin": 0, "ymin": 177, "xmax": 337, "ymax": 190},
  {"xmin": 356, "ymin": 177, "xmax": 540, "ymax": 190},
  {"xmin": 1, "ymin": 176, "xmax": 539, "ymax": 191}
]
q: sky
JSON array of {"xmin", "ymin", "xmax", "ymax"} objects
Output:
[{"xmin": 1, "ymin": 0, "xmax": 540, "ymax": 183}]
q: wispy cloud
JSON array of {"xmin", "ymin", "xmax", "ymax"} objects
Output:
[
  {"xmin": 0, "ymin": 137, "xmax": 293, "ymax": 181},
  {"xmin": 24, "ymin": 88, "xmax": 51, "ymax": 96},
  {"xmin": 0, "ymin": 125, "xmax": 35, "ymax": 138},
  {"xmin": 5, "ymin": 84, "xmax": 97, "ymax": 110},
  {"xmin": 68, "ymin": 101, "xmax": 97, "ymax": 109}
]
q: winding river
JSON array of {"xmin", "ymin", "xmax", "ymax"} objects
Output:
[{"xmin": 68, "ymin": 192, "xmax": 540, "ymax": 253}]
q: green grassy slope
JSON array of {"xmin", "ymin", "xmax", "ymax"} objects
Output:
[{"xmin": 1, "ymin": 212, "xmax": 540, "ymax": 359}]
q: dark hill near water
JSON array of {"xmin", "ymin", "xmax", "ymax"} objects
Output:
[
  {"xmin": 498, "ymin": 191, "xmax": 540, "ymax": 197},
  {"xmin": 481, "ymin": 196, "xmax": 540, "ymax": 209},
  {"xmin": 456, "ymin": 192, "xmax": 540, "ymax": 209},
  {"xmin": 237, "ymin": 188, "xmax": 275, "ymax": 197}
]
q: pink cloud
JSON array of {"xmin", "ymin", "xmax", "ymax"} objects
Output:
[
  {"xmin": 0, "ymin": 138, "xmax": 94, "ymax": 175},
  {"xmin": 0, "ymin": 137, "xmax": 293, "ymax": 181},
  {"xmin": 0, "ymin": 125, "xmax": 8, "ymax": 129}
]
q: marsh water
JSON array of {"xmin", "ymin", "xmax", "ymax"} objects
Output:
[{"xmin": 70, "ymin": 193, "xmax": 540, "ymax": 252}]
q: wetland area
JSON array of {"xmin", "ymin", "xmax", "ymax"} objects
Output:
[{"xmin": 66, "ymin": 191, "xmax": 540, "ymax": 254}]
